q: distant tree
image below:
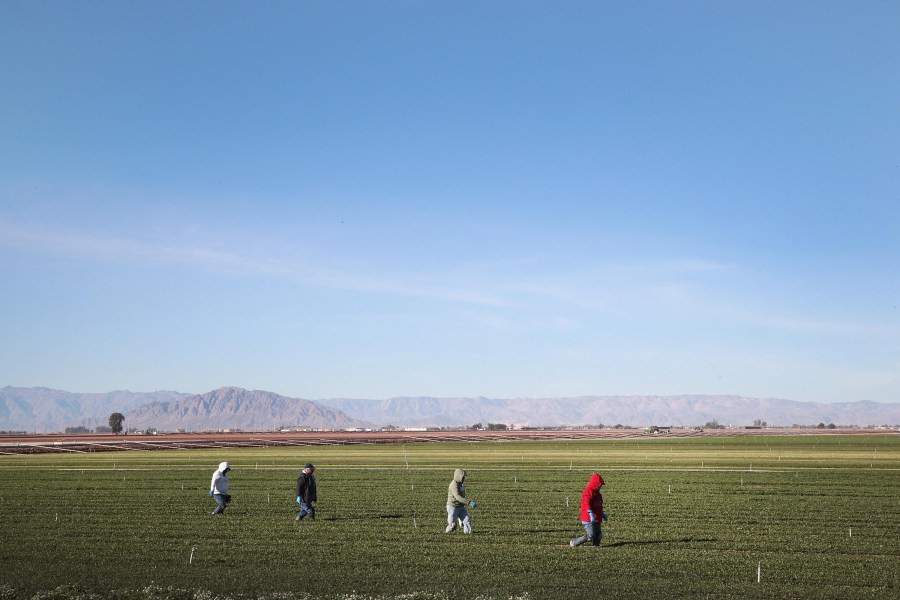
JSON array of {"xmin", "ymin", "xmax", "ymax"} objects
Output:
[
  {"xmin": 109, "ymin": 412, "xmax": 125, "ymax": 434},
  {"xmin": 65, "ymin": 426, "xmax": 90, "ymax": 434},
  {"xmin": 816, "ymin": 422, "xmax": 826, "ymax": 429},
  {"xmin": 826, "ymin": 423, "xmax": 836, "ymax": 429},
  {"xmin": 470, "ymin": 423, "xmax": 483, "ymax": 431},
  {"xmin": 487, "ymin": 423, "xmax": 508, "ymax": 431},
  {"xmin": 704, "ymin": 420, "xmax": 721, "ymax": 429},
  {"xmin": 95, "ymin": 425, "xmax": 112, "ymax": 433}
]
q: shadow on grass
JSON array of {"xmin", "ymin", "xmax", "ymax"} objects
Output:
[
  {"xmin": 604, "ymin": 537, "xmax": 718, "ymax": 548},
  {"xmin": 320, "ymin": 513, "xmax": 407, "ymax": 521},
  {"xmin": 526, "ymin": 528, "xmax": 576, "ymax": 534}
]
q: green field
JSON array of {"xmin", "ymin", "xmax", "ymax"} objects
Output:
[{"xmin": 1, "ymin": 435, "xmax": 898, "ymax": 599}]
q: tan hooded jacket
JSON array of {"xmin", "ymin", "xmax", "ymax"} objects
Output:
[{"xmin": 446, "ymin": 468, "xmax": 469, "ymax": 507}]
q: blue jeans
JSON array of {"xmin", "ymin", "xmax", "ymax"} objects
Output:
[
  {"xmin": 297, "ymin": 501, "xmax": 315, "ymax": 520},
  {"xmin": 212, "ymin": 493, "xmax": 229, "ymax": 514},
  {"xmin": 571, "ymin": 521, "xmax": 602, "ymax": 546},
  {"xmin": 446, "ymin": 505, "xmax": 471, "ymax": 533}
]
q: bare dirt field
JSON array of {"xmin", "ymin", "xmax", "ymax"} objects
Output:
[{"xmin": 1, "ymin": 426, "xmax": 894, "ymax": 454}]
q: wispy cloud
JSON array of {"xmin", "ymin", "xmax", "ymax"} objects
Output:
[
  {"xmin": 457, "ymin": 309, "xmax": 576, "ymax": 333},
  {"xmin": 10, "ymin": 216, "xmax": 872, "ymax": 344},
  {"xmin": 0, "ymin": 218, "xmax": 287, "ymax": 274},
  {"xmin": 756, "ymin": 314, "xmax": 887, "ymax": 337},
  {"xmin": 0, "ymin": 218, "xmax": 514, "ymax": 306}
]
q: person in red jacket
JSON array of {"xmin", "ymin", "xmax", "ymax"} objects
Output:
[{"xmin": 570, "ymin": 473, "xmax": 607, "ymax": 547}]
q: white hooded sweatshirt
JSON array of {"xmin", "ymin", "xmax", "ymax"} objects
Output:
[{"xmin": 210, "ymin": 461, "xmax": 230, "ymax": 495}]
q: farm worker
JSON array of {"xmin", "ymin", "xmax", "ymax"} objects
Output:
[
  {"xmin": 209, "ymin": 461, "xmax": 232, "ymax": 515},
  {"xmin": 445, "ymin": 468, "xmax": 477, "ymax": 534},
  {"xmin": 295, "ymin": 463, "xmax": 317, "ymax": 521},
  {"xmin": 570, "ymin": 473, "xmax": 607, "ymax": 547}
]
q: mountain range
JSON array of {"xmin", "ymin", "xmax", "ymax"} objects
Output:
[
  {"xmin": 317, "ymin": 395, "xmax": 900, "ymax": 428},
  {"xmin": 0, "ymin": 386, "xmax": 191, "ymax": 432},
  {"xmin": 1, "ymin": 385, "xmax": 898, "ymax": 432},
  {"xmin": 125, "ymin": 387, "xmax": 365, "ymax": 431}
]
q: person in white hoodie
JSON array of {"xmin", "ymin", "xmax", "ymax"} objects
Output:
[{"xmin": 209, "ymin": 461, "xmax": 232, "ymax": 515}]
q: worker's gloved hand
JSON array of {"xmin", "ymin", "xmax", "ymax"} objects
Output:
[
  {"xmin": 469, "ymin": 501, "xmax": 477, "ymax": 508},
  {"xmin": 209, "ymin": 490, "xmax": 214, "ymax": 496},
  {"xmin": 602, "ymin": 513, "xmax": 609, "ymax": 522},
  {"xmin": 296, "ymin": 496, "xmax": 302, "ymax": 505},
  {"xmin": 588, "ymin": 510, "xmax": 596, "ymax": 523}
]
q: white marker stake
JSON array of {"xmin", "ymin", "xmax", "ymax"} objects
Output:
[
  {"xmin": 413, "ymin": 517, "xmax": 418, "ymax": 529},
  {"xmin": 668, "ymin": 485, "xmax": 672, "ymax": 494},
  {"xmin": 189, "ymin": 546, "xmax": 196, "ymax": 565},
  {"xmin": 849, "ymin": 527, "xmax": 852, "ymax": 537},
  {"xmin": 566, "ymin": 497, "xmax": 569, "ymax": 507},
  {"xmin": 757, "ymin": 562, "xmax": 761, "ymax": 583},
  {"xmin": 267, "ymin": 492, "xmax": 270, "ymax": 504}
]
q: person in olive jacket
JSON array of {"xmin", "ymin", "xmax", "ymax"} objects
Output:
[
  {"xmin": 295, "ymin": 463, "xmax": 317, "ymax": 521},
  {"xmin": 445, "ymin": 468, "xmax": 477, "ymax": 534}
]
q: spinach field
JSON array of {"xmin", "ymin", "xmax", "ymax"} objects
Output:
[{"xmin": 1, "ymin": 435, "xmax": 897, "ymax": 599}]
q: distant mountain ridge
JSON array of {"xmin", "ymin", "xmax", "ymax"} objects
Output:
[
  {"xmin": 2, "ymin": 386, "xmax": 898, "ymax": 432},
  {"xmin": 125, "ymin": 387, "xmax": 367, "ymax": 431},
  {"xmin": 0, "ymin": 386, "xmax": 191, "ymax": 432},
  {"xmin": 318, "ymin": 395, "xmax": 900, "ymax": 428}
]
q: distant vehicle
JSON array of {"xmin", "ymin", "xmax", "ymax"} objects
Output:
[{"xmin": 644, "ymin": 425, "xmax": 671, "ymax": 434}]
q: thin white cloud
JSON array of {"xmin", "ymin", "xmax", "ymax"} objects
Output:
[
  {"xmin": 0, "ymin": 217, "xmax": 512, "ymax": 306},
  {"xmin": 757, "ymin": 315, "xmax": 887, "ymax": 337},
  {"xmin": 8, "ymin": 217, "xmax": 875, "ymax": 343},
  {"xmin": 458, "ymin": 309, "xmax": 576, "ymax": 333},
  {"xmin": 0, "ymin": 218, "xmax": 285, "ymax": 274}
]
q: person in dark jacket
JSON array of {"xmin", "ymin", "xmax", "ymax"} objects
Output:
[
  {"xmin": 570, "ymin": 473, "xmax": 607, "ymax": 547},
  {"xmin": 295, "ymin": 463, "xmax": 317, "ymax": 521}
]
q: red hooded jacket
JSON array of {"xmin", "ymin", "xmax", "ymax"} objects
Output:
[{"xmin": 579, "ymin": 473, "xmax": 604, "ymax": 523}]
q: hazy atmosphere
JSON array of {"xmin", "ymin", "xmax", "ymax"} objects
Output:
[{"xmin": 2, "ymin": 1, "xmax": 898, "ymax": 404}]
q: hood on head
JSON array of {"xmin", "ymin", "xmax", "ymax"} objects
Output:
[
  {"xmin": 588, "ymin": 473, "xmax": 604, "ymax": 490},
  {"xmin": 219, "ymin": 461, "xmax": 230, "ymax": 472},
  {"xmin": 454, "ymin": 468, "xmax": 466, "ymax": 482}
]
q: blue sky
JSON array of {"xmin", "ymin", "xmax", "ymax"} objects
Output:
[{"xmin": 1, "ymin": 1, "xmax": 898, "ymax": 403}]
